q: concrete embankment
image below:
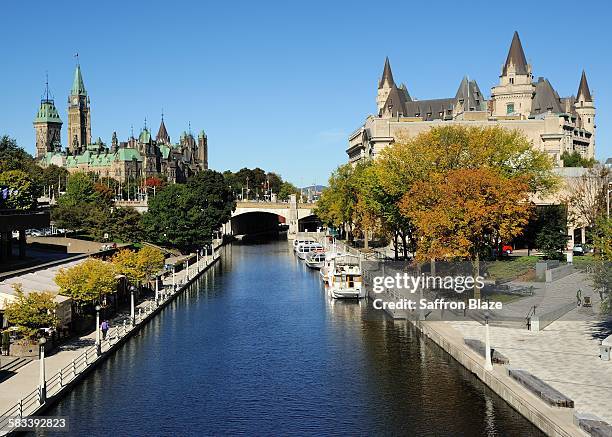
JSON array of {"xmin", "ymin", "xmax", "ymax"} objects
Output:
[
  {"xmin": 361, "ymin": 264, "xmax": 585, "ymax": 437},
  {"xmin": 0, "ymin": 246, "xmax": 223, "ymax": 436}
]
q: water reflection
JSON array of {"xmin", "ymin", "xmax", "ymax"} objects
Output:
[{"xmin": 36, "ymin": 241, "xmax": 542, "ymax": 436}]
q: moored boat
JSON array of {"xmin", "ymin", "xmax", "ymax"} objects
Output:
[{"xmin": 305, "ymin": 252, "xmax": 325, "ymax": 269}]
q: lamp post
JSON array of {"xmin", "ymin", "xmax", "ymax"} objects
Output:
[
  {"xmin": 130, "ymin": 285, "xmax": 136, "ymax": 326},
  {"xmin": 607, "ymin": 181, "xmax": 611, "ymax": 219},
  {"xmin": 484, "ymin": 313, "xmax": 493, "ymax": 371},
  {"xmin": 38, "ymin": 337, "xmax": 47, "ymax": 404},
  {"xmin": 155, "ymin": 276, "xmax": 159, "ymax": 305},
  {"xmin": 197, "ymin": 251, "xmax": 200, "ymax": 273},
  {"xmin": 95, "ymin": 304, "xmax": 101, "ymax": 356},
  {"xmin": 172, "ymin": 266, "xmax": 176, "ymax": 289}
]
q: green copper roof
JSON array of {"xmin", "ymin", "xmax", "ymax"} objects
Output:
[
  {"xmin": 71, "ymin": 65, "xmax": 87, "ymax": 96},
  {"xmin": 159, "ymin": 145, "xmax": 171, "ymax": 159},
  {"xmin": 34, "ymin": 100, "xmax": 62, "ymax": 124},
  {"xmin": 139, "ymin": 128, "xmax": 151, "ymax": 144},
  {"xmin": 116, "ymin": 148, "xmax": 142, "ymax": 162},
  {"xmin": 198, "ymin": 130, "xmax": 206, "ymax": 138}
]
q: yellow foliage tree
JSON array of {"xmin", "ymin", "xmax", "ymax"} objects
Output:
[
  {"xmin": 4, "ymin": 285, "xmax": 59, "ymax": 338},
  {"xmin": 55, "ymin": 258, "xmax": 118, "ymax": 306},
  {"xmin": 112, "ymin": 247, "xmax": 164, "ymax": 285}
]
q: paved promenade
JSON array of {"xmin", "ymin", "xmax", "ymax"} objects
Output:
[
  {"xmin": 0, "ymin": 252, "xmax": 213, "ymax": 419},
  {"xmin": 449, "ymin": 271, "xmax": 612, "ymax": 425}
]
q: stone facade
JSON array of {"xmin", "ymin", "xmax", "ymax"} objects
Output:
[
  {"xmin": 36, "ymin": 64, "xmax": 208, "ymax": 183},
  {"xmin": 348, "ymin": 32, "xmax": 595, "ymax": 165}
]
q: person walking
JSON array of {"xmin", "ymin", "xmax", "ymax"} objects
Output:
[{"xmin": 101, "ymin": 320, "xmax": 109, "ymax": 340}]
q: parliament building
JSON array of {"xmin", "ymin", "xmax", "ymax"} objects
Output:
[{"xmin": 34, "ymin": 64, "xmax": 208, "ymax": 183}]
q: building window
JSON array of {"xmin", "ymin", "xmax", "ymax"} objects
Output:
[
  {"xmin": 506, "ymin": 103, "xmax": 515, "ymax": 115},
  {"xmin": 509, "ymin": 77, "xmax": 514, "ymax": 84}
]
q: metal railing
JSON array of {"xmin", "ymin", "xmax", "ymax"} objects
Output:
[{"xmin": 0, "ymin": 250, "xmax": 222, "ymax": 431}]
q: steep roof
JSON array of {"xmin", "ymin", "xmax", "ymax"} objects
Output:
[
  {"xmin": 454, "ymin": 77, "xmax": 486, "ymax": 111},
  {"xmin": 378, "ymin": 57, "xmax": 395, "ymax": 89},
  {"xmin": 71, "ymin": 65, "xmax": 87, "ymax": 96},
  {"xmin": 34, "ymin": 99, "xmax": 62, "ymax": 124},
  {"xmin": 116, "ymin": 148, "xmax": 142, "ymax": 162},
  {"xmin": 382, "ymin": 85, "xmax": 409, "ymax": 117},
  {"xmin": 577, "ymin": 70, "xmax": 592, "ymax": 102},
  {"xmin": 531, "ymin": 77, "xmax": 564, "ymax": 115},
  {"xmin": 157, "ymin": 118, "xmax": 170, "ymax": 143},
  {"xmin": 404, "ymin": 98, "xmax": 454, "ymax": 120},
  {"xmin": 502, "ymin": 31, "xmax": 528, "ymax": 76}
]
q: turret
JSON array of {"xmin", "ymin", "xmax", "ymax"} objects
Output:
[
  {"xmin": 575, "ymin": 70, "xmax": 595, "ymax": 158},
  {"xmin": 377, "ymin": 57, "xmax": 396, "ymax": 115},
  {"xmin": 490, "ymin": 32, "xmax": 535, "ymax": 118},
  {"xmin": 197, "ymin": 130, "xmax": 208, "ymax": 170},
  {"xmin": 33, "ymin": 76, "xmax": 63, "ymax": 158}
]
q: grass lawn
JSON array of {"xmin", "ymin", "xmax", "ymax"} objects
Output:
[
  {"xmin": 485, "ymin": 256, "xmax": 539, "ymax": 282},
  {"xmin": 572, "ymin": 255, "xmax": 595, "ymax": 270}
]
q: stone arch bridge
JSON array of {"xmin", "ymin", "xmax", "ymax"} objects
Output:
[{"xmin": 228, "ymin": 201, "xmax": 319, "ymax": 236}]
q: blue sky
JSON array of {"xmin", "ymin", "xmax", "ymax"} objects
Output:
[{"xmin": 1, "ymin": 0, "xmax": 610, "ymax": 185}]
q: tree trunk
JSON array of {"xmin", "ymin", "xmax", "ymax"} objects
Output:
[
  {"xmin": 393, "ymin": 230, "xmax": 399, "ymax": 261},
  {"xmin": 401, "ymin": 233, "xmax": 408, "ymax": 260},
  {"xmin": 364, "ymin": 229, "xmax": 369, "ymax": 250},
  {"xmin": 473, "ymin": 252, "xmax": 481, "ymax": 301}
]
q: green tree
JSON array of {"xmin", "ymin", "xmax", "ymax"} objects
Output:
[
  {"xmin": 0, "ymin": 136, "xmax": 36, "ymax": 173},
  {"xmin": 55, "ymin": 258, "xmax": 118, "ymax": 308},
  {"xmin": 0, "ymin": 170, "xmax": 40, "ymax": 210},
  {"xmin": 3, "ymin": 285, "xmax": 59, "ymax": 339},
  {"xmin": 591, "ymin": 216, "xmax": 612, "ymax": 312},
  {"xmin": 58, "ymin": 172, "xmax": 101, "ymax": 207},
  {"xmin": 41, "ymin": 164, "xmax": 69, "ymax": 198},
  {"xmin": 535, "ymin": 205, "xmax": 568, "ymax": 260},
  {"xmin": 278, "ymin": 181, "xmax": 300, "ymax": 201},
  {"xmin": 142, "ymin": 170, "xmax": 235, "ymax": 251},
  {"xmin": 560, "ymin": 150, "xmax": 597, "ymax": 168}
]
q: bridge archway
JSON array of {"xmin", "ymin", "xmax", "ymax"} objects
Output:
[
  {"xmin": 297, "ymin": 214, "xmax": 322, "ymax": 232},
  {"xmin": 230, "ymin": 211, "xmax": 286, "ymax": 236}
]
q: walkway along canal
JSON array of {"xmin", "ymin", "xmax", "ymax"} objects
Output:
[{"xmin": 37, "ymin": 241, "xmax": 542, "ymax": 436}]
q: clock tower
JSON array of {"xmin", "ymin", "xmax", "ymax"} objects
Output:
[{"xmin": 67, "ymin": 61, "xmax": 91, "ymax": 154}]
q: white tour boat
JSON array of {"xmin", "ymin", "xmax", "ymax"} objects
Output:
[
  {"xmin": 305, "ymin": 252, "xmax": 326, "ymax": 269},
  {"xmin": 327, "ymin": 264, "xmax": 365, "ymax": 299},
  {"xmin": 296, "ymin": 242, "xmax": 324, "ymax": 260}
]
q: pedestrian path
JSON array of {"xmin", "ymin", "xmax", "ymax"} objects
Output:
[{"xmin": 0, "ymin": 249, "xmax": 219, "ymax": 433}]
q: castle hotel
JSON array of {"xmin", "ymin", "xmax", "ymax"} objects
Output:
[
  {"xmin": 347, "ymin": 32, "xmax": 595, "ymax": 165},
  {"xmin": 33, "ymin": 63, "xmax": 208, "ymax": 183}
]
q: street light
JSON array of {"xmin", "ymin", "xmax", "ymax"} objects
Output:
[
  {"xmin": 38, "ymin": 336, "xmax": 47, "ymax": 404},
  {"xmin": 130, "ymin": 285, "xmax": 136, "ymax": 326},
  {"xmin": 484, "ymin": 312, "xmax": 493, "ymax": 371},
  {"xmin": 95, "ymin": 304, "xmax": 101, "ymax": 356}
]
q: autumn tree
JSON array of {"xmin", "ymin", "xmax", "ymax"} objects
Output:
[
  {"xmin": 4, "ymin": 285, "xmax": 59, "ymax": 338},
  {"xmin": 112, "ymin": 247, "xmax": 165, "ymax": 286},
  {"xmin": 55, "ymin": 258, "xmax": 118, "ymax": 309},
  {"xmin": 400, "ymin": 168, "xmax": 533, "ymax": 298}
]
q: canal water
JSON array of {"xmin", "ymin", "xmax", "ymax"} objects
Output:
[{"xmin": 40, "ymin": 241, "xmax": 542, "ymax": 436}]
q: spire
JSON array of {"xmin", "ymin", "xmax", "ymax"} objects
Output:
[
  {"xmin": 156, "ymin": 114, "xmax": 170, "ymax": 144},
  {"xmin": 378, "ymin": 57, "xmax": 395, "ymax": 89},
  {"xmin": 502, "ymin": 31, "xmax": 528, "ymax": 76},
  {"xmin": 71, "ymin": 63, "xmax": 87, "ymax": 96},
  {"xmin": 577, "ymin": 70, "xmax": 592, "ymax": 102}
]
